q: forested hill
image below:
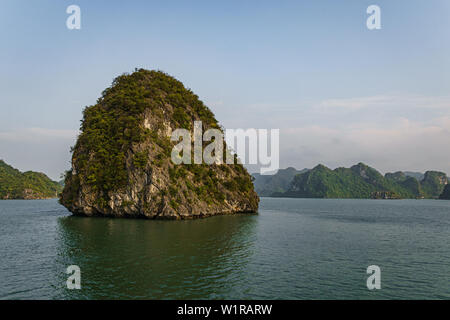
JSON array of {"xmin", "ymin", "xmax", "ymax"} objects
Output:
[
  {"xmin": 252, "ymin": 167, "xmax": 308, "ymax": 196},
  {"xmin": 0, "ymin": 160, "xmax": 62, "ymax": 199},
  {"xmin": 262, "ymin": 163, "xmax": 448, "ymax": 199}
]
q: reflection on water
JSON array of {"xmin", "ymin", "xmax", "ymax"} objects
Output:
[
  {"xmin": 1, "ymin": 198, "xmax": 450, "ymax": 299},
  {"xmin": 55, "ymin": 214, "xmax": 258, "ymax": 299}
]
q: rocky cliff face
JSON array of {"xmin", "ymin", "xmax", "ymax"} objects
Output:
[
  {"xmin": 439, "ymin": 185, "xmax": 450, "ymax": 200},
  {"xmin": 420, "ymin": 171, "xmax": 448, "ymax": 198},
  {"xmin": 60, "ymin": 69, "xmax": 259, "ymax": 219}
]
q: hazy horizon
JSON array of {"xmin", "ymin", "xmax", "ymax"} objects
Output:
[{"xmin": 1, "ymin": 0, "xmax": 449, "ymax": 180}]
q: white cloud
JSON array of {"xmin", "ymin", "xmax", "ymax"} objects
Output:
[
  {"xmin": 0, "ymin": 128, "xmax": 78, "ymax": 142},
  {"xmin": 316, "ymin": 94, "xmax": 450, "ymax": 112},
  {"xmin": 1, "ymin": 93, "xmax": 450, "ymax": 179},
  {"xmin": 280, "ymin": 117, "xmax": 450, "ymax": 174},
  {"xmin": 222, "ymin": 94, "xmax": 450, "ymax": 175}
]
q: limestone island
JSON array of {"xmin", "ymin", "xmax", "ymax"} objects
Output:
[
  {"xmin": 0, "ymin": 160, "xmax": 62, "ymax": 200},
  {"xmin": 60, "ymin": 69, "xmax": 259, "ymax": 219}
]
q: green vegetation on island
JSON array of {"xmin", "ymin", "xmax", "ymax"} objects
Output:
[
  {"xmin": 60, "ymin": 69, "xmax": 259, "ymax": 219},
  {"xmin": 267, "ymin": 163, "xmax": 448, "ymax": 199},
  {"xmin": 0, "ymin": 160, "xmax": 62, "ymax": 199}
]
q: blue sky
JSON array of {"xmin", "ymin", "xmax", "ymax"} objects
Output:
[{"xmin": 0, "ymin": 0, "xmax": 449, "ymax": 179}]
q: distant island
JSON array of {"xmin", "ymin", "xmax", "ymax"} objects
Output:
[
  {"xmin": 253, "ymin": 163, "xmax": 449, "ymax": 199},
  {"xmin": 0, "ymin": 160, "xmax": 62, "ymax": 199},
  {"xmin": 252, "ymin": 167, "xmax": 308, "ymax": 197}
]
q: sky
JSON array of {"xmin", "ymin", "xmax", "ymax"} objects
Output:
[{"xmin": 0, "ymin": 0, "xmax": 449, "ymax": 179}]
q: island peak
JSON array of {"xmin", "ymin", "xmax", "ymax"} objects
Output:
[{"xmin": 60, "ymin": 69, "xmax": 259, "ymax": 219}]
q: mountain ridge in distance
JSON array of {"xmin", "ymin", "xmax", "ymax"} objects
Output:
[
  {"xmin": 256, "ymin": 163, "xmax": 449, "ymax": 199},
  {"xmin": 252, "ymin": 167, "xmax": 309, "ymax": 196},
  {"xmin": 0, "ymin": 159, "xmax": 62, "ymax": 199}
]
